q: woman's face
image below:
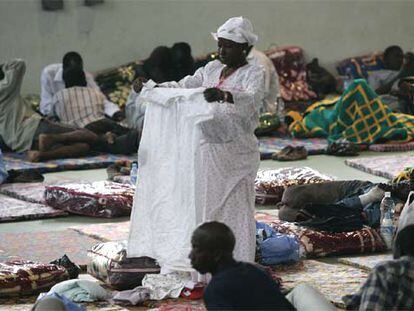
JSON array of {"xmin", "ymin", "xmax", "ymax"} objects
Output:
[{"xmin": 217, "ymin": 38, "xmax": 247, "ymax": 67}]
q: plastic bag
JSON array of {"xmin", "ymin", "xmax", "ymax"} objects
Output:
[
  {"xmin": 50, "ymin": 254, "xmax": 81, "ymax": 279},
  {"xmin": 256, "ymin": 222, "xmax": 300, "ymax": 265}
]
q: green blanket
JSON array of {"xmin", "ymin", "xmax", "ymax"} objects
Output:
[{"xmin": 288, "ymin": 80, "xmax": 414, "ymax": 143}]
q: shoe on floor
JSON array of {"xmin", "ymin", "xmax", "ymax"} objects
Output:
[{"xmin": 272, "ymin": 146, "xmax": 308, "ymax": 161}]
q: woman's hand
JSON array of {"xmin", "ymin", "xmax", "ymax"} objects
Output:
[
  {"xmin": 132, "ymin": 77, "xmax": 148, "ymax": 93},
  {"xmin": 204, "ymin": 87, "xmax": 225, "ymax": 102}
]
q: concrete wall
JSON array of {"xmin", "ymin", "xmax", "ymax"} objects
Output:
[{"xmin": 1, "ymin": 0, "xmax": 413, "ymax": 93}]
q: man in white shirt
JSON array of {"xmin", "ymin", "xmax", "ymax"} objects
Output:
[
  {"xmin": 40, "ymin": 51, "xmax": 121, "ymax": 119},
  {"xmin": 247, "ymin": 47, "xmax": 280, "ymax": 114}
]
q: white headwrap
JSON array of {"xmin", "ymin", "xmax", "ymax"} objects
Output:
[{"xmin": 212, "ymin": 16, "xmax": 258, "ymax": 46}]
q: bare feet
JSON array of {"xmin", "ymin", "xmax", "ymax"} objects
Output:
[
  {"xmin": 104, "ymin": 132, "xmax": 116, "ymax": 144},
  {"xmin": 38, "ymin": 134, "xmax": 55, "ymax": 151},
  {"xmin": 27, "ymin": 150, "xmax": 41, "ymax": 162}
]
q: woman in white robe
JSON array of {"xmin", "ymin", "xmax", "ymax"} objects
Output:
[{"xmin": 129, "ymin": 17, "xmax": 265, "ymax": 264}]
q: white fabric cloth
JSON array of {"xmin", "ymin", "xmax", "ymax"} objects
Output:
[
  {"xmin": 286, "ymin": 283, "xmax": 336, "ymax": 311},
  {"xmin": 142, "ymin": 272, "xmax": 191, "ymax": 300},
  {"xmin": 40, "ymin": 63, "xmax": 119, "ymax": 117},
  {"xmin": 248, "ymin": 48, "xmax": 279, "ymax": 113},
  {"xmin": 212, "ymin": 16, "xmax": 258, "ymax": 45},
  {"xmin": 127, "ymin": 60, "xmax": 264, "ymax": 269}
]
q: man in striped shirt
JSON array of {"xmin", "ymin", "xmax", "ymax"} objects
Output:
[
  {"xmin": 52, "ymin": 67, "xmax": 140, "ymax": 154},
  {"xmin": 40, "ymin": 51, "xmax": 121, "ymax": 119}
]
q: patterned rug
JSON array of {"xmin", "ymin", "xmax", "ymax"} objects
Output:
[
  {"xmin": 70, "ymin": 221, "xmax": 130, "ymax": 242},
  {"xmin": 70, "ymin": 213, "xmax": 278, "ymax": 242},
  {"xmin": 345, "ymin": 155, "xmax": 414, "ymax": 179},
  {"xmin": 112, "ymin": 175, "xmax": 131, "ymax": 184},
  {"xmin": 0, "ymin": 297, "xmax": 129, "ymax": 311},
  {"xmin": 3, "ymin": 152, "xmax": 137, "ymax": 174},
  {"xmin": 272, "ymin": 260, "xmax": 368, "ymax": 307},
  {"xmin": 0, "ymin": 230, "xmax": 102, "ymax": 267},
  {"xmin": 0, "ymin": 194, "xmax": 67, "ymax": 222},
  {"xmin": 258, "ymin": 137, "xmax": 328, "ymax": 159},
  {"xmin": 0, "ymin": 182, "xmax": 49, "ymax": 204},
  {"xmin": 338, "ymin": 252, "xmax": 393, "ymax": 271},
  {"xmin": 369, "ymin": 141, "xmax": 414, "ymax": 152},
  {"xmin": 143, "ymin": 298, "xmax": 205, "ymax": 311},
  {"xmin": 70, "ymin": 213, "xmax": 277, "ymax": 242}
]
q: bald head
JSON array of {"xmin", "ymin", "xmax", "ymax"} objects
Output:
[{"xmin": 189, "ymin": 222, "xmax": 235, "ymax": 274}]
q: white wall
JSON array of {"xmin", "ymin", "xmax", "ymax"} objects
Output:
[{"xmin": 1, "ymin": 0, "xmax": 413, "ymax": 93}]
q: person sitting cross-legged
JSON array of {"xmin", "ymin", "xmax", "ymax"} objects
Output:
[
  {"xmin": 52, "ymin": 66, "xmax": 140, "ymax": 155},
  {"xmin": 40, "ymin": 51, "xmax": 121, "ymax": 119},
  {"xmin": 0, "ymin": 59, "xmax": 100, "ymax": 162},
  {"xmin": 190, "ymin": 221, "xmax": 336, "ymax": 311}
]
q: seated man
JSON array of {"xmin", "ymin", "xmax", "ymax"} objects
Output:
[
  {"xmin": 343, "ymin": 194, "xmax": 414, "ymax": 310},
  {"xmin": 52, "ymin": 66, "xmax": 140, "ymax": 155},
  {"xmin": 40, "ymin": 51, "xmax": 121, "ymax": 119},
  {"xmin": 190, "ymin": 221, "xmax": 335, "ymax": 310},
  {"xmin": 0, "ymin": 59, "xmax": 99, "ymax": 162}
]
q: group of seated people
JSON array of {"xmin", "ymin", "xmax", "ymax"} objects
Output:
[
  {"xmin": 0, "ymin": 37, "xmax": 281, "ymax": 162},
  {"xmin": 1, "ymin": 43, "xmax": 413, "ymax": 162}
]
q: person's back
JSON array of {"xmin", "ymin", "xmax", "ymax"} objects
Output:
[
  {"xmin": 205, "ymin": 260, "xmax": 294, "ymax": 310},
  {"xmin": 54, "ymin": 86, "xmax": 105, "ymax": 128},
  {"xmin": 247, "ymin": 48, "xmax": 279, "ymax": 114},
  {"xmin": 0, "ymin": 59, "xmax": 41, "ymax": 152},
  {"xmin": 190, "ymin": 222, "xmax": 294, "ymax": 311},
  {"xmin": 53, "ymin": 66, "xmax": 106, "ymax": 128}
]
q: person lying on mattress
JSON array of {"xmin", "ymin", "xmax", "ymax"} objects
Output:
[
  {"xmin": 343, "ymin": 193, "xmax": 414, "ymax": 310},
  {"xmin": 277, "ymin": 176, "xmax": 414, "ymax": 232},
  {"xmin": 40, "ymin": 51, "xmax": 122, "ymax": 120},
  {"xmin": 190, "ymin": 221, "xmax": 336, "ymax": 311},
  {"xmin": 50, "ymin": 66, "xmax": 140, "ymax": 155},
  {"xmin": 0, "ymin": 59, "xmax": 128, "ymax": 162}
]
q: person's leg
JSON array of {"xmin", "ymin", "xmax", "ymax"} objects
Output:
[
  {"xmin": 286, "ymin": 283, "xmax": 336, "ymax": 311},
  {"xmin": 85, "ymin": 118, "xmax": 130, "ymax": 136},
  {"xmin": 38, "ymin": 130, "xmax": 97, "ymax": 151},
  {"xmin": 92, "ymin": 129, "xmax": 141, "ymax": 155},
  {"xmin": 32, "ymin": 119, "xmax": 98, "ymax": 152},
  {"xmin": 278, "ymin": 180, "xmax": 372, "ymax": 222},
  {"xmin": 27, "ymin": 143, "xmax": 90, "ymax": 162}
]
